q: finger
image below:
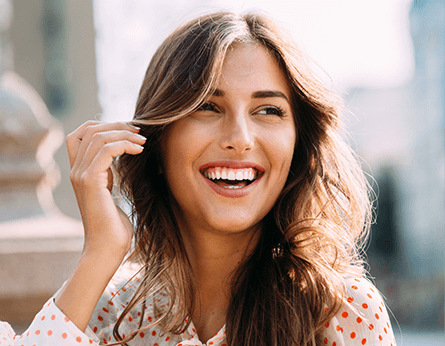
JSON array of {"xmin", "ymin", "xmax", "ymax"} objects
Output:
[
  {"xmin": 66, "ymin": 120, "xmax": 102, "ymax": 168},
  {"xmin": 75, "ymin": 130, "xmax": 146, "ymax": 179},
  {"xmin": 75, "ymin": 140, "xmax": 144, "ymax": 190},
  {"xmin": 70, "ymin": 122, "xmax": 140, "ymax": 171}
]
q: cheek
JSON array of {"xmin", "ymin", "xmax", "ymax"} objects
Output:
[{"xmin": 270, "ymin": 128, "xmax": 297, "ymax": 168}]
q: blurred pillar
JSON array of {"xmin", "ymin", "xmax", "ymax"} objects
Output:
[{"xmin": 0, "ymin": 0, "xmax": 83, "ymax": 331}]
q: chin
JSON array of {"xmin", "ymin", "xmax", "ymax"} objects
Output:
[{"xmin": 208, "ymin": 216, "xmax": 263, "ymax": 235}]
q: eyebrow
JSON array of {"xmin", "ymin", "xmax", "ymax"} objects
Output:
[{"xmin": 211, "ymin": 89, "xmax": 290, "ymax": 102}]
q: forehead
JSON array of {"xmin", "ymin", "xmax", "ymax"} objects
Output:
[{"xmin": 215, "ymin": 43, "xmax": 291, "ymax": 97}]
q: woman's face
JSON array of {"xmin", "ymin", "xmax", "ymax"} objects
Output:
[{"xmin": 161, "ymin": 43, "xmax": 296, "ymax": 236}]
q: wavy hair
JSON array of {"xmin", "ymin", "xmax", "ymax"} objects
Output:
[{"xmin": 112, "ymin": 11, "xmax": 372, "ymax": 346}]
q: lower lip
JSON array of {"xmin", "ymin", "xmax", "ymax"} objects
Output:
[{"xmin": 201, "ymin": 174, "xmax": 262, "ymax": 198}]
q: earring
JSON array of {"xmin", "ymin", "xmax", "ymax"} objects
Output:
[{"xmin": 272, "ymin": 244, "xmax": 283, "ymax": 259}]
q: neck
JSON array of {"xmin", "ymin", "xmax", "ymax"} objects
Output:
[{"xmin": 179, "ymin": 221, "xmax": 261, "ymax": 342}]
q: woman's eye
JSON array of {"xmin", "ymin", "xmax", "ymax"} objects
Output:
[
  {"xmin": 198, "ymin": 102, "xmax": 218, "ymax": 112},
  {"xmin": 257, "ymin": 106, "xmax": 285, "ymax": 117}
]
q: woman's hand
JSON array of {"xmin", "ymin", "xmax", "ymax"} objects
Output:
[
  {"xmin": 66, "ymin": 121, "xmax": 146, "ymax": 259},
  {"xmin": 54, "ymin": 121, "xmax": 146, "ymax": 332}
]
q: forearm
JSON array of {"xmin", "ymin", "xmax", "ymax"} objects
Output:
[{"xmin": 54, "ymin": 250, "xmax": 124, "ymax": 332}]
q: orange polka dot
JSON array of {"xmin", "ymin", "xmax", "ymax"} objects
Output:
[
  {"xmin": 222, "ymin": 344, "xmax": 228, "ymax": 346},
  {"xmin": 64, "ymin": 317, "xmax": 70, "ymax": 323},
  {"xmin": 384, "ymin": 327, "xmax": 388, "ymax": 334},
  {"xmin": 152, "ymin": 331, "xmax": 156, "ymax": 336},
  {"xmin": 140, "ymin": 332, "xmax": 145, "ymax": 338},
  {"xmin": 361, "ymin": 338, "xmax": 367, "ymax": 345},
  {"xmin": 122, "ymin": 287, "xmax": 127, "ymax": 292},
  {"xmin": 367, "ymin": 294, "xmax": 372, "ymax": 299},
  {"xmin": 379, "ymin": 335, "xmax": 383, "ymax": 341},
  {"xmin": 76, "ymin": 336, "xmax": 82, "ymax": 343},
  {"xmin": 375, "ymin": 313, "xmax": 380, "ymax": 320},
  {"xmin": 165, "ymin": 336, "xmax": 170, "ymax": 341},
  {"xmin": 108, "ymin": 301, "xmax": 114, "ymax": 305},
  {"xmin": 369, "ymin": 324, "xmax": 374, "ymax": 330},
  {"xmin": 209, "ymin": 342, "xmax": 214, "ymax": 345},
  {"xmin": 350, "ymin": 332, "xmax": 356, "ymax": 339},
  {"xmin": 103, "ymin": 308, "xmax": 109, "ymax": 313},
  {"xmin": 351, "ymin": 285, "xmax": 358, "ymax": 290},
  {"xmin": 341, "ymin": 312, "xmax": 348, "ymax": 318},
  {"xmin": 35, "ymin": 330, "xmax": 40, "ymax": 335},
  {"xmin": 362, "ymin": 303, "xmax": 368, "ymax": 309},
  {"xmin": 325, "ymin": 322, "xmax": 330, "ymax": 328},
  {"xmin": 379, "ymin": 306, "xmax": 383, "ymax": 312},
  {"xmin": 333, "ymin": 343, "xmax": 337, "ymax": 346},
  {"xmin": 41, "ymin": 316, "xmax": 45, "ymax": 321},
  {"xmin": 27, "ymin": 331, "xmax": 30, "ymax": 337},
  {"xmin": 154, "ymin": 344, "xmax": 159, "ymax": 346},
  {"xmin": 356, "ymin": 317, "xmax": 363, "ymax": 323},
  {"xmin": 98, "ymin": 315, "xmax": 103, "ymax": 321},
  {"xmin": 128, "ymin": 316, "xmax": 133, "ymax": 322},
  {"xmin": 122, "ymin": 334, "xmax": 125, "ymax": 339},
  {"xmin": 347, "ymin": 297, "xmax": 354, "ymax": 303},
  {"xmin": 324, "ymin": 337, "xmax": 328, "ymax": 344},
  {"xmin": 89, "ymin": 340, "xmax": 93, "ymax": 344},
  {"xmin": 62, "ymin": 333, "xmax": 67, "ymax": 339},
  {"xmin": 325, "ymin": 307, "xmax": 329, "ymax": 313},
  {"xmin": 93, "ymin": 327, "xmax": 98, "ymax": 333},
  {"xmin": 148, "ymin": 316, "xmax": 152, "ymax": 322},
  {"xmin": 370, "ymin": 287, "xmax": 375, "ymax": 292},
  {"xmin": 336, "ymin": 325, "xmax": 343, "ymax": 333},
  {"xmin": 47, "ymin": 330, "xmax": 53, "ymax": 336}
]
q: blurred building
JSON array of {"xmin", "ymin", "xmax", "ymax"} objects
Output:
[
  {"xmin": 0, "ymin": 0, "xmax": 100, "ymax": 330},
  {"xmin": 346, "ymin": 0, "xmax": 444, "ymax": 330}
]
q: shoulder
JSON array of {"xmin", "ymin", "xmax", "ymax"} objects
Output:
[
  {"xmin": 87, "ymin": 261, "xmax": 145, "ymax": 343},
  {"xmin": 320, "ymin": 277, "xmax": 397, "ymax": 346}
]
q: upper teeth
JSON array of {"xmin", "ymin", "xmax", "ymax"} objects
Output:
[{"xmin": 203, "ymin": 167, "xmax": 257, "ymax": 181}]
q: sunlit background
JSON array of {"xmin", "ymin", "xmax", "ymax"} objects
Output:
[{"xmin": 0, "ymin": 0, "xmax": 443, "ymax": 344}]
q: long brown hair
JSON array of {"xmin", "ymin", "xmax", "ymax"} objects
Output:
[{"xmin": 113, "ymin": 11, "xmax": 372, "ymax": 346}]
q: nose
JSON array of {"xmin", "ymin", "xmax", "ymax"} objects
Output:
[{"xmin": 219, "ymin": 113, "xmax": 254, "ymax": 153}]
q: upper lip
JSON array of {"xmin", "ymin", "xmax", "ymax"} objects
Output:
[{"xmin": 199, "ymin": 161, "xmax": 265, "ymax": 174}]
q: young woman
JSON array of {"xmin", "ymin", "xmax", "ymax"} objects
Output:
[{"xmin": 0, "ymin": 11, "xmax": 396, "ymax": 346}]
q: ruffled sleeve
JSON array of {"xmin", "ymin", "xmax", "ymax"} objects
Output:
[
  {"xmin": 0, "ymin": 262, "xmax": 141, "ymax": 346},
  {"xmin": 320, "ymin": 277, "xmax": 397, "ymax": 346}
]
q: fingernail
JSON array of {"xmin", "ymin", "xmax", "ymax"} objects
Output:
[
  {"xmin": 134, "ymin": 133, "xmax": 146, "ymax": 140},
  {"xmin": 128, "ymin": 124, "xmax": 140, "ymax": 130}
]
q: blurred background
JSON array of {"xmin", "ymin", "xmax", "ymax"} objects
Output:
[{"xmin": 0, "ymin": 0, "xmax": 443, "ymax": 344}]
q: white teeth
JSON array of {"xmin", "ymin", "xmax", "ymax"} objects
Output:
[
  {"xmin": 221, "ymin": 168, "xmax": 227, "ymax": 180},
  {"xmin": 203, "ymin": 167, "xmax": 258, "ymax": 181},
  {"xmin": 243, "ymin": 170, "xmax": 249, "ymax": 180}
]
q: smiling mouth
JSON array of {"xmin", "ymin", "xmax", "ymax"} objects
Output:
[{"xmin": 201, "ymin": 167, "xmax": 260, "ymax": 189}]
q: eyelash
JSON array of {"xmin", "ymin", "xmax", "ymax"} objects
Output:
[
  {"xmin": 257, "ymin": 106, "xmax": 286, "ymax": 117},
  {"xmin": 197, "ymin": 102, "xmax": 219, "ymax": 112},
  {"xmin": 197, "ymin": 102, "xmax": 286, "ymax": 117}
]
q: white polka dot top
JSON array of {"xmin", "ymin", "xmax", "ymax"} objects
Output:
[{"xmin": 0, "ymin": 263, "xmax": 396, "ymax": 345}]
